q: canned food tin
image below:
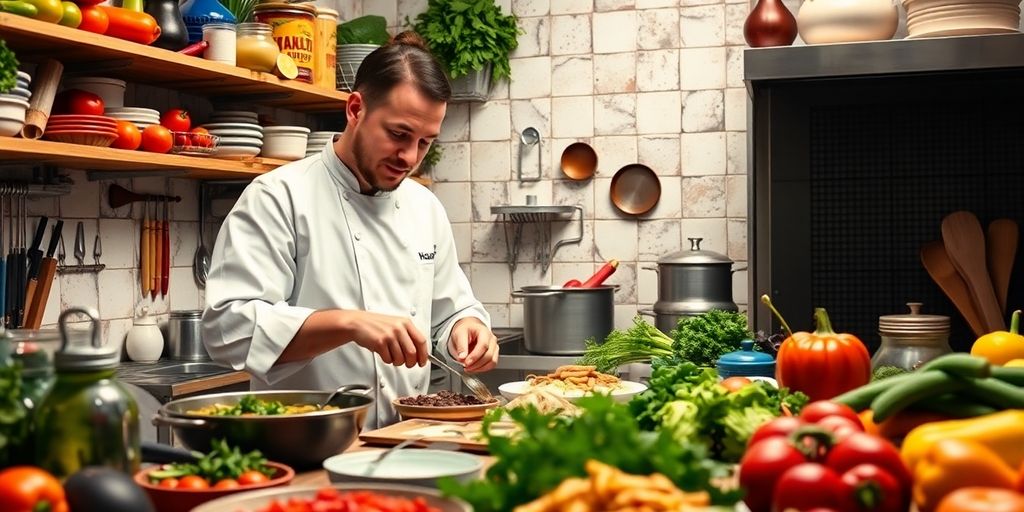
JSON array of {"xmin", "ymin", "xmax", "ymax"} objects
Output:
[{"xmin": 254, "ymin": 3, "xmax": 316, "ymax": 83}]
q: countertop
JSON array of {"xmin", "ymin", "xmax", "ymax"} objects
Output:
[{"xmin": 116, "ymin": 359, "xmax": 250, "ymax": 402}]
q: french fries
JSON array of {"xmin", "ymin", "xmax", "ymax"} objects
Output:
[
  {"xmin": 527, "ymin": 365, "xmax": 621, "ymax": 393},
  {"xmin": 513, "ymin": 460, "xmax": 710, "ymax": 512}
]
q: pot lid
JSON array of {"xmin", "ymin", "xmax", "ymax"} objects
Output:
[
  {"xmin": 717, "ymin": 340, "xmax": 775, "ymax": 371},
  {"xmin": 658, "ymin": 238, "xmax": 733, "ymax": 265},
  {"xmin": 879, "ymin": 302, "xmax": 949, "ymax": 335}
]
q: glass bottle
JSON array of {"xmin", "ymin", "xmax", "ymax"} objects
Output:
[
  {"xmin": 7, "ymin": 328, "xmax": 61, "ymax": 464},
  {"xmin": 236, "ymin": 22, "xmax": 280, "ymax": 73},
  {"xmin": 34, "ymin": 308, "xmax": 140, "ymax": 478},
  {"xmin": 872, "ymin": 302, "xmax": 952, "ymax": 375}
]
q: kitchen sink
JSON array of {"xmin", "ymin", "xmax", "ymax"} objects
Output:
[{"xmin": 141, "ymin": 362, "xmax": 231, "ymax": 376}]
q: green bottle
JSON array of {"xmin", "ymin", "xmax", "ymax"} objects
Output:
[{"xmin": 34, "ymin": 308, "xmax": 140, "ymax": 478}]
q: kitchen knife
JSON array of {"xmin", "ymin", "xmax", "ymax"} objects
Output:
[
  {"xmin": 26, "ymin": 216, "xmax": 47, "ymax": 280},
  {"xmin": 24, "ymin": 220, "xmax": 62, "ymax": 329}
]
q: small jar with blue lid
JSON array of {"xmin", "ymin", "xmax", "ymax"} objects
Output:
[{"xmin": 717, "ymin": 340, "xmax": 775, "ymax": 379}]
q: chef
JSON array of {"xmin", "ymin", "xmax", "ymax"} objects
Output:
[{"xmin": 202, "ymin": 31, "xmax": 499, "ymax": 428}]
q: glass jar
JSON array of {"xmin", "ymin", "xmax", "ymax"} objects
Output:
[
  {"xmin": 202, "ymin": 22, "xmax": 237, "ymax": 65},
  {"xmin": 7, "ymin": 328, "xmax": 61, "ymax": 464},
  {"xmin": 253, "ymin": 3, "xmax": 316, "ymax": 83},
  {"xmin": 872, "ymin": 303, "xmax": 952, "ymax": 376},
  {"xmin": 34, "ymin": 308, "xmax": 140, "ymax": 478},
  {"xmin": 236, "ymin": 22, "xmax": 280, "ymax": 73}
]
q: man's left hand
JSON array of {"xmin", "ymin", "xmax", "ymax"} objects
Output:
[{"xmin": 448, "ymin": 318, "xmax": 499, "ymax": 373}]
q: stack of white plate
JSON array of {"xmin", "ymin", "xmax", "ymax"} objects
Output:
[
  {"xmin": 305, "ymin": 131, "xmax": 339, "ymax": 157},
  {"xmin": 201, "ymin": 121, "xmax": 263, "ymax": 158},
  {"xmin": 208, "ymin": 110, "xmax": 259, "ymax": 124},
  {"xmin": 336, "ymin": 44, "xmax": 379, "ymax": 91},
  {"xmin": 904, "ymin": 0, "xmax": 1021, "ymax": 38},
  {"xmin": 0, "ymin": 71, "xmax": 32, "ymax": 136},
  {"xmin": 106, "ymin": 107, "xmax": 160, "ymax": 130}
]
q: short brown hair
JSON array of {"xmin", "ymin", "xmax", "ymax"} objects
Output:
[{"xmin": 353, "ymin": 31, "xmax": 452, "ymax": 109}]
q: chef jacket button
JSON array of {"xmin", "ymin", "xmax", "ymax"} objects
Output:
[
  {"xmin": 354, "ymin": 232, "xmax": 362, "ymax": 241},
  {"xmin": 343, "ymin": 191, "xmax": 350, "ymax": 201},
  {"xmin": 410, "ymin": 308, "xmax": 417, "ymax": 317},
  {"xmin": 395, "ymin": 201, "xmax": 400, "ymax": 209},
  {"xmin": 379, "ymin": 382, "xmax": 385, "ymax": 390}
]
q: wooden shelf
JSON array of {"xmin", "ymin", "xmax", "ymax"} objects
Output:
[
  {"xmin": 0, "ymin": 14, "xmax": 350, "ymax": 112},
  {"xmin": 0, "ymin": 137, "xmax": 285, "ymax": 179}
]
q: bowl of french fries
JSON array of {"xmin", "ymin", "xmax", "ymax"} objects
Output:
[{"xmin": 499, "ymin": 365, "xmax": 648, "ymax": 403}]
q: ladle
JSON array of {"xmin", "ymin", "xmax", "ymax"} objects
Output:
[{"xmin": 517, "ymin": 127, "xmax": 541, "ymax": 182}]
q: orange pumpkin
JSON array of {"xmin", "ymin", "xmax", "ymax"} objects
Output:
[{"xmin": 774, "ymin": 307, "xmax": 871, "ymax": 402}]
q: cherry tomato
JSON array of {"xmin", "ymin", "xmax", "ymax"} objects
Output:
[
  {"xmin": 772, "ymin": 463, "xmax": 851, "ymax": 512},
  {"xmin": 189, "ymin": 127, "xmax": 212, "ymax": 148},
  {"xmin": 816, "ymin": 415, "xmax": 863, "ymax": 442},
  {"xmin": 111, "ymin": 120, "xmax": 141, "ymax": 150},
  {"xmin": 739, "ymin": 436, "xmax": 808, "ymax": 512},
  {"xmin": 213, "ymin": 479, "xmax": 239, "ymax": 489},
  {"xmin": 141, "ymin": 125, "xmax": 173, "ymax": 153},
  {"xmin": 157, "ymin": 478, "xmax": 178, "ymax": 489},
  {"xmin": 160, "ymin": 109, "xmax": 191, "ymax": 132},
  {"xmin": 176, "ymin": 475, "xmax": 209, "ymax": 490},
  {"xmin": 54, "ymin": 89, "xmax": 104, "ymax": 116},
  {"xmin": 174, "ymin": 132, "xmax": 189, "ymax": 148},
  {"xmin": 77, "ymin": 5, "xmax": 108, "ymax": 34},
  {"xmin": 825, "ymin": 432, "xmax": 911, "ymax": 499},
  {"xmin": 800, "ymin": 401, "xmax": 863, "ymax": 427},
  {"xmin": 238, "ymin": 470, "xmax": 270, "ymax": 486},
  {"xmin": 749, "ymin": 416, "xmax": 805, "ymax": 448},
  {"xmin": 720, "ymin": 376, "xmax": 753, "ymax": 392},
  {"xmin": 841, "ymin": 464, "xmax": 904, "ymax": 512}
]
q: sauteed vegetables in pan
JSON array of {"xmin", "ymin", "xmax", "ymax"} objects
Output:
[{"xmin": 187, "ymin": 395, "xmax": 338, "ymax": 416}]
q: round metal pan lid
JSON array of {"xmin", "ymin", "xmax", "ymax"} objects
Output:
[
  {"xmin": 879, "ymin": 303, "xmax": 949, "ymax": 335},
  {"xmin": 657, "ymin": 237, "xmax": 733, "ymax": 265}
]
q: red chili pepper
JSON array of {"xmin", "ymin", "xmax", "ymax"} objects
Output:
[{"xmin": 177, "ymin": 41, "xmax": 208, "ymax": 56}]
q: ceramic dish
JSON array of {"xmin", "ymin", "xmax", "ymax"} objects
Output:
[
  {"xmin": 62, "ymin": 77, "xmax": 126, "ymax": 107},
  {"xmin": 215, "ymin": 136, "xmax": 263, "ymax": 147},
  {"xmin": 43, "ymin": 131, "xmax": 118, "ymax": 147},
  {"xmin": 204, "ymin": 128, "xmax": 263, "ymax": 138},
  {"xmin": 135, "ymin": 461, "xmax": 294, "ymax": 512},
  {"xmin": 322, "ymin": 449, "xmax": 482, "ymax": 488},
  {"xmin": 202, "ymin": 122, "xmax": 263, "ymax": 131},
  {"xmin": 106, "ymin": 107, "xmax": 160, "ymax": 115},
  {"xmin": 16, "ymin": 71, "xmax": 30, "ymax": 82},
  {"xmin": 213, "ymin": 146, "xmax": 261, "ymax": 157},
  {"xmin": 391, "ymin": 398, "xmax": 499, "ymax": 421},
  {"xmin": 498, "ymin": 379, "xmax": 648, "ymax": 403},
  {"xmin": 192, "ymin": 483, "xmax": 471, "ymax": 512},
  {"xmin": 0, "ymin": 116, "xmax": 24, "ymax": 137},
  {"xmin": 4, "ymin": 88, "xmax": 31, "ymax": 99}
]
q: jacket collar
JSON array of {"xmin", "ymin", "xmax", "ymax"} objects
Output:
[{"xmin": 321, "ymin": 138, "xmax": 394, "ymax": 198}]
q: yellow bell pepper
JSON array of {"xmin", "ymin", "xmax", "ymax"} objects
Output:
[
  {"xmin": 913, "ymin": 439, "xmax": 1018, "ymax": 512},
  {"xmin": 902, "ymin": 410, "xmax": 1024, "ymax": 474},
  {"xmin": 1005, "ymin": 359, "xmax": 1024, "ymax": 368},
  {"xmin": 972, "ymin": 310, "xmax": 1024, "ymax": 365}
]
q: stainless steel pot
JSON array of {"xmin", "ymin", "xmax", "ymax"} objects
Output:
[
  {"xmin": 167, "ymin": 310, "xmax": 209, "ymax": 361},
  {"xmin": 152, "ymin": 387, "xmax": 371, "ymax": 469},
  {"xmin": 511, "ymin": 285, "xmax": 615, "ymax": 355}
]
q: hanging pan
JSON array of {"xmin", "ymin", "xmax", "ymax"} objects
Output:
[
  {"xmin": 610, "ymin": 163, "xmax": 660, "ymax": 215},
  {"xmin": 560, "ymin": 142, "xmax": 597, "ymax": 181}
]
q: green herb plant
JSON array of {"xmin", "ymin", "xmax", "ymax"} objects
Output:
[
  {"xmin": 410, "ymin": 0, "xmax": 521, "ymax": 82},
  {"xmin": 579, "ymin": 316, "xmax": 674, "ymax": 373},
  {"xmin": 664, "ymin": 310, "xmax": 753, "ymax": 368},
  {"xmin": 222, "ymin": 0, "xmax": 257, "ymax": 24},
  {"xmin": 337, "ymin": 15, "xmax": 390, "ymax": 45},
  {"xmin": 0, "ymin": 39, "xmax": 19, "ymax": 94},
  {"xmin": 148, "ymin": 439, "xmax": 275, "ymax": 483}
]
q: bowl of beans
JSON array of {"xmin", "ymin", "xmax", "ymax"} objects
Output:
[{"xmin": 392, "ymin": 390, "xmax": 500, "ymax": 421}]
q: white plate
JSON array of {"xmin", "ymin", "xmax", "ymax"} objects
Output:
[
  {"xmin": 323, "ymin": 449, "xmax": 482, "ymax": 488},
  {"xmin": 16, "ymin": 71, "xmax": 30, "ymax": 82},
  {"xmin": 202, "ymin": 122, "xmax": 263, "ymax": 131},
  {"xmin": 206, "ymin": 128, "xmax": 263, "ymax": 139},
  {"xmin": 264, "ymin": 125, "xmax": 311, "ymax": 134},
  {"xmin": 106, "ymin": 107, "xmax": 159, "ymax": 115},
  {"xmin": 498, "ymin": 380, "xmax": 648, "ymax": 403},
  {"xmin": 216, "ymin": 136, "xmax": 263, "ymax": 147},
  {"xmin": 213, "ymin": 145, "xmax": 261, "ymax": 157}
]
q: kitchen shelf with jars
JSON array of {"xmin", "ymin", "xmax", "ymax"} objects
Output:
[{"xmin": 0, "ymin": 0, "xmax": 345, "ymax": 180}]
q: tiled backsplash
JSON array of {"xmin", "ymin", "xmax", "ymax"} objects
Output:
[{"xmin": 366, "ymin": 0, "xmax": 751, "ymax": 330}]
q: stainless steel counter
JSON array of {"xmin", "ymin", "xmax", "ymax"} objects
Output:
[{"xmin": 116, "ymin": 359, "xmax": 249, "ymax": 402}]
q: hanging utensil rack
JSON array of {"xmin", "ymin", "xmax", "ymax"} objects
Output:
[
  {"xmin": 107, "ymin": 184, "xmax": 181, "ymax": 209},
  {"xmin": 490, "ymin": 195, "xmax": 583, "ymax": 274}
]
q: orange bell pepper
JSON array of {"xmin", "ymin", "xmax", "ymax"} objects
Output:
[
  {"xmin": 935, "ymin": 487, "xmax": 1024, "ymax": 512},
  {"xmin": 913, "ymin": 439, "xmax": 1018, "ymax": 512},
  {"xmin": 0, "ymin": 466, "xmax": 68, "ymax": 512},
  {"xmin": 860, "ymin": 409, "xmax": 952, "ymax": 443}
]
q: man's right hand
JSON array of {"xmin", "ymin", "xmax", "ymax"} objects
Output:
[{"xmin": 338, "ymin": 310, "xmax": 428, "ymax": 368}]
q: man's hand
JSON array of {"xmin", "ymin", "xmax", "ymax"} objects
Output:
[
  {"xmin": 447, "ymin": 317, "xmax": 499, "ymax": 373},
  {"xmin": 340, "ymin": 310, "xmax": 428, "ymax": 368}
]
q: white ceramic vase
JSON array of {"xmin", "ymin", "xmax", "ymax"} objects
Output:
[
  {"xmin": 126, "ymin": 308, "xmax": 164, "ymax": 363},
  {"xmin": 797, "ymin": 0, "xmax": 900, "ymax": 44}
]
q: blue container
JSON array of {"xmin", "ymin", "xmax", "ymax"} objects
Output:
[
  {"xmin": 717, "ymin": 340, "xmax": 775, "ymax": 379},
  {"xmin": 180, "ymin": 0, "xmax": 236, "ymax": 44}
]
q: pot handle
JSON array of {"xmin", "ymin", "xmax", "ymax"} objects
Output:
[
  {"xmin": 638, "ymin": 308, "xmax": 655, "ymax": 317},
  {"xmin": 152, "ymin": 414, "xmax": 209, "ymax": 428},
  {"xmin": 511, "ymin": 290, "xmax": 561, "ymax": 298}
]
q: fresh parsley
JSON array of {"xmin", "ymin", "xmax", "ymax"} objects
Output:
[{"xmin": 411, "ymin": 0, "xmax": 521, "ymax": 82}]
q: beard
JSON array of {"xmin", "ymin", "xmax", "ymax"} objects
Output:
[{"xmin": 352, "ymin": 128, "xmax": 410, "ymax": 193}]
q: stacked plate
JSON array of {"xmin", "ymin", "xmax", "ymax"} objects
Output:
[
  {"xmin": 904, "ymin": 0, "xmax": 1021, "ymax": 38},
  {"xmin": 336, "ymin": 44, "xmax": 379, "ymax": 91},
  {"xmin": 305, "ymin": 131, "xmax": 339, "ymax": 157},
  {"xmin": 201, "ymin": 120, "xmax": 263, "ymax": 158},
  {"xmin": 208, "ymin": 110, "xmax": 259, "ymax": 124},
  {"xmin": 43, "ymin": 114, "xmax": 118, "ymax": 147},
  {"xmin": 0, "ymin": 71, "xmax": 32, "ymax": 136},
  {"xmin": 106, "ymin": 107, "xmax": 160, "ymax": 130}
]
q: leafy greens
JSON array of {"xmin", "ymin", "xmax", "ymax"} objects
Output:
[
  {"xmin": 337, "ymin": 15, "xmax": 390, "ymax": 46},
  {"xmin": 0, "ymin": 39, "xmax": 18, "ymax": 95},
  {"xmin": 411, "ymin": 0, "xmax": 521, "ymax": 81}
]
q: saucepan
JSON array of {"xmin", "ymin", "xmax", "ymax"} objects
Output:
[
  {"xmin": 152, "ymin": 386, "xmax": 372, "ymax": 469},
  {"xmin": 610, "ymin": 163, "xmax": 661, "ymax": 215}
]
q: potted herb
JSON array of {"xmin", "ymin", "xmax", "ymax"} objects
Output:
[
  {"xmin": 411, "ymin": 0, "xmax": 520, "ymax": 102},
  {"xmin": 335, "ymin": 15, "xmax": 390, "ymax": 91},
  {"xmin": 0, "ymin": 39, "xmax": 18, "ymax": 94}
]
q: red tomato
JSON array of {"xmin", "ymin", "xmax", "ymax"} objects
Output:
[
  {"xmin": 800, "ymin": 401, "xmax": 863, "ymax": 427},
  {"xmin": 816, "ymin": 416, "xmax": 863, "ymax": 442},
  {"xmin": 111, "ymin": 120, "xmax": 141, "ymax": 150},
  {"xmin": 772, "ymin": 463, "xmax": 851, "ymax": 512},
  {"xmin": 189, "ymin": 127, "xmax": 213, "ymax": 148},
  {"xmin": 739, "ymin": 436, "xmax": 808, "ymax": 512},
  {"xmin": 213, "ymin": 479, "xmax": 240, "ymax": 489},
  {"xmin": 176, "ymin": 475, "xmax": 209, "ymax": 490},
  {"xmin": 54, "ymin": 89, "xmax": 104, "ymax": 116},
  {"xmin": 141, "ymin": 125, "xmax": 173, "ymax": 153},
  {"xmin": 173, "ymin": 132, "xmax": 189, "ymax": 148},
  {"xmin": 825, "ymin": 432, "xmax": 911, "ymax": 499},
  {"xmin": 160, "ymin": 109, "xmax": 191, "ymax": 132},
  {"xmin": 749, "ymin": 416, "xmax": 804, "ymax": 448},
  {"xmin": 238, "ymin": 470, "xmax": 270, "ymax": 486},
  {"xmin": 157, "ymin": 477, "xmax": 179, "ymax": 488},
  {"xmin": 720, "ymin": 376, "xmax": 753, "ymax": 392},
  {"xmin": 77, "ymin": 5, "xmax": 108, "ymax": 33},
  {"xmin": 0, "ymin": 466, "xmax": 68, "ymax": 512},
  {"xmin": 841, "ymin": 464, "xmax": 904, "ymax": 512}
]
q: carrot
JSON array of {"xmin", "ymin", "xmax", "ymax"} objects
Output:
[{"xmin": 98, "ymin": 6, "xmax": 160, "ymax": 45}]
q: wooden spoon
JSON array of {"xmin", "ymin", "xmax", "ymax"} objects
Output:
[
  {"xmin": 921, "ymin": 241, "xmax": 987, "ymax": 337},
  {"xmin": 941, "ymin": 211, "xmax": 1005, "ymax": 332},
  {"xmin": 987, "ymin": 219, "xmax": 1018, "ymax": 315}
]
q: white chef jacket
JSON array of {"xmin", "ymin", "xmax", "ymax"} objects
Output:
[{"xmin": 202, "ymin": 140, "xmax": 490, "ymax": 429}]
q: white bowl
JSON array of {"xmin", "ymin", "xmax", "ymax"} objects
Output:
[
  {"xmin": 0, "ymin": 116, "xmax": 24, "ymax": 137},
  {"xmin": 216, "ymin": 136, "xmax": 263, "ymax": 147},
  {"xmin": 263, "ymin": 125, "xmax": 311, "ymax": 135},
  {"xmin": 213, "ymin": 145, "xmax": 261, "ymax": 157},
  {"xmin": 63, "ymin": 77, "xmax": 127, "ymax": 108},
  {"xmin": 202, "ymin": 122, "xmax": 263, "ymax": 131},
  {"xmin": 262, "ymin": 131, "xmax": 308, "ymax": 160},
  {"xmin": 498, "ymin": 379, "xmax": 649, "ymax": 403},
  {"xmin": 106, "ymin": 107, "xmax": 160, "ymax": 115},
  {"xmin": 0, "ymin": 97, "xmax": 29, "ymax": 124},
  {"xmin": 16, "ymin": 71, "xmax": 29, "ymax": 82},
  {"xmin": 205, "ymin": 128, "xmax": 263, "ymax": 138},
  {"xmin": 4, "ymin": 87, "xmax": 30, "ymax": 99},
  {"xmin": 322, "ymin": 450, "xmax": 482, "ymax": 488}
]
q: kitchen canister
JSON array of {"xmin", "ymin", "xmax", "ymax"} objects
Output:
[
  {"xmin": 202, "ymin": 22, "xmax": 237, "ymax": 65},
  {"xmin": 168, "ymin": 310, "xmax": 209, "ymax": 361},
  {"xmin": 314, "ymin": 7, "xmax": 338, "ymax": 90},
  {"xmin": 254, "ymin": 2, "xmax": 317, "ymax": 83},
  {"xmin": 797, "ymin": 0, "xmax": 899, "ymax": 44}
]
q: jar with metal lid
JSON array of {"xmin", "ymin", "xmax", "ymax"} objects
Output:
[
  {"xmin": 6, "ymin": 328, "xmax": 61, "ymax": 464},
  {"xmin": 254, "ymin": 2, "xmax": 316, "ymax": 82},
  {"xmin": 34, "ymin": 308, "xmax": 140, "ymax": 478},
  {"xmin": 236, "ymin": 22, "xmax": 280, "ymax": 73},
  {"xmin": 872, "ymin": 302, "xmax": 952, "ymax": 375}
]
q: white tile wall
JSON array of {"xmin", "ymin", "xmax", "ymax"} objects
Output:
[
  {"xmin": 551, "ymin": 15, "xmax": 593, "ymax": 55},
  {"xmin": 552, "ymin": 56, "xmax": 594, "ymax": 97},
  {"xmin": 593, "ymin": 11, "xmax": 639, "ymax": 54},
  {"xmin": 551, "ymin": 96, "xmax": 595, "ymax": 138},
  {"xmin": 593, "ymin": 53, "xmax": 637, "ymax": 94},
  {"xmin": 637, "ymin": 50, "xmax": 680, "ymax": 92}
]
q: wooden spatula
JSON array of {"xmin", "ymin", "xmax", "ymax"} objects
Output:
[
  {"xmin": 942, "ymin": 211, "xmax": 1005, "ymax": 332},
  {"xmin": 987, "ymin": 219, "xmax": 1018, "ymax": 315},
  {"xmin": 921, "ymin": 241, "xmax": 987, "ymax": 337}
]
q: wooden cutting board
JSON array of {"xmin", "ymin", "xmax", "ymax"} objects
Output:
[{"xmin": 359, "ymin": 419, "xmax": 517, "ymax": 454}]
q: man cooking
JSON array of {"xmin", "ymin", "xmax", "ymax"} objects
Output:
[{"xmin": 201, "ymin": 31, "xmax": 499, "ymax": 428}]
